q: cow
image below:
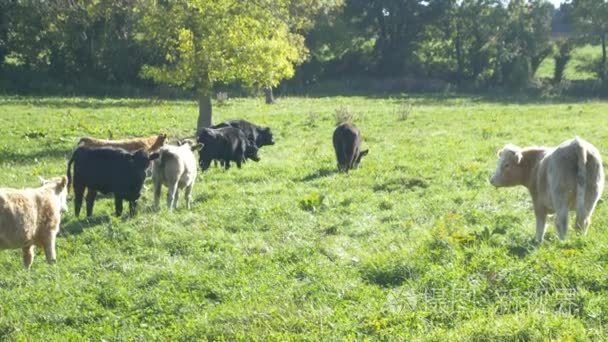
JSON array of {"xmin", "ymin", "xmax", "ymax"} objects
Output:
[
  {"xmin": 152, "ymin": 140, "xmax": 201, "ymax": 210},
  {"xmin": 67, "ymin": 146, "xmax": 159, "ymax": 217},
  {"xmin": 332, "ymin": 122, "xmax": 368, "ymax": 172},
  {"xmin": 78, "ymin": 134, "xmax": 167, "ymax": 153},
  {"xmin": 0, "ymin": 176, "xmax": 68, "ymax": 269},
  {"xmin": 490, "ymin": 137, "xmax": 605, "ymax": 242},
  {"xmin": 197, "ymin": 127, "xmax": 260, "ymax": 171},
  {"xmin": 212, "ymin": 119, "xmax": 275, "ymax": 148}
]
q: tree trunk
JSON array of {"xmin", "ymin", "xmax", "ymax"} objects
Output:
[
  {"xmin": 264, "ymin": 87, "xmax": 275, "ymax": 104},
  {"xmin": 197, "ymin": 90, "xmax": 212, "ymax": 131},
  {"xmin": 601, "ymin": 34, "xmax": 606, "ymax": 82}
]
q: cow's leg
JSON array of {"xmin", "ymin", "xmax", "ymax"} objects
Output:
[
  {"xmin": 201, "ymin": 159, "xmax": 212, "ymax": 171},
  {"xmin": 224, "ymin": 160, "xmax": 231, "ymax": 170},
  {"xmin": 236, "ymin": 159, "xmax": 242, "ymax": 169},
  {"xmin": 185, "ymin": 184, "xmax": 193, "ymax": 210},
  {"xmin": 43, "ymin": 232, "xmax": 57, "ymax": 264},
  {"xmin": 114, "ymin": 196, "xmax": 124, "ymax": 216},
  {"xmin": 85, "ymin": 189, "xmax": 97, "ymax": 217},
  {"xmin": 153, "ymin": 179, "xmax": 162, "ymax": 210},
  {"xmin": 174, "ymin": 189, "xmax": 180, "ymax": 209},
  {"xmin": 554, "ymin": 197, "xmax": 569, "ymax": 240},
  {"xmin": 22, "ymin": 245, "xmax": 34, "ymax": 269},
  {"xmin": 577, "ymin": 188, "xmax": 601, "ymax": 235},
  {"xmin": 534, "ymin": 205, "xmax": 548, "ymax": 243},
  {"xmin": 74, "ymin": 183, "xmax": 85, "ymax": 217},
  {"xmin": 129, "ymin": 200, "xmax": 137, "ymax": 216},
  {"xmin": 167, "ymin": 182, "xmax": 178, "ymax": 210}
]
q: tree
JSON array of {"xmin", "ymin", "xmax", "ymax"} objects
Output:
[
  {"xmin": 554, "ymin": 39, "xmax": 573, "ymax": 83},
  {"xmin": 138, "ymin": 0, "xmax": 329, "ymax": 129},
  {"xmin": 570, "ymin": 0, "xmax": 608, "ymax": 82},
  {"xmin": 346, "ymin": 0, "xmax": 447, "ymax": 76}
]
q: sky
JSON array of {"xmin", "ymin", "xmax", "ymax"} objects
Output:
[{"xmin": 549, "ymin": 0, "xmax": 564, "ymax": 7}]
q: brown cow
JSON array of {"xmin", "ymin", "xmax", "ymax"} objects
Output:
[
  {"xmin": 78, "ymin": 134, "xmax": 167, "ymax": 153},
  {"xmin": 0, "ymin": 176, "xmax": 68, "ymax": 269},
  {"xmin": 490, "ymin": 137, "xmax": 604, "ymax": 242}
]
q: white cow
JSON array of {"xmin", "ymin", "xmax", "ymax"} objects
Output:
[
  {"xmin": 0, "ymin": 176, "xmax": 68, "ymax": 269},
  {"xmin": 490, "ymin": 137, "xmax": 604, "ymax": 242},
  {"xmin": 152, "ymin": 141, "xmax": 201, "ymax": 210}
]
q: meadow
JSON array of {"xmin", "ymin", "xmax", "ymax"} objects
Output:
[
  {"xmin": 0, "ymin": 94, "xmax": 608, "ymax": 340},
  {"xmin": 536, "ymin": 44, "xmax": 603, "ymax": 81}
]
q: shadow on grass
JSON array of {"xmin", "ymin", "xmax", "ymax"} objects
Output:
[
  {"xmin": 0, "ymin": 147, "xmax": 73, "ymax": 165},
  {"xmin": 0, "ymin": 97, "xmax": 175, "ymax": 109},
  {"xmin": 373, "ymin": 177, "xmax": 429, "ymax": 192},
  {"xmin": 193, "ymin": 193, "xmax": 214, "ymax": 204},
  {"xmin": 60, "ymin": 216, "xmax": 111, "ymax": 236},
  {"xmin": 300, "ymin": 168, "xmax": 338, "ymax": 182}
]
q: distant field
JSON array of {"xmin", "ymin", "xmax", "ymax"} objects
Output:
[
  {"xmin": 536, "ymin": 44, "xmax": 602, "ymax": 81},
  {"xmin": 1, "ymin": 95, "xmax": 608, "ymax": 339}
]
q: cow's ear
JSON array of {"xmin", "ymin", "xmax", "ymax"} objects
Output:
[
  {"xmin": 360, "ymin": 149, "xmax": 369, "ymax": 157},
  {"xmin": 176, "ymin": 140, "xmax": 184, "ymax": 146},
  {"xmin": 149, "ymin": 152, "xmax": 160, "ymax": 161},
  {"xmin": 191, "ymin": 143, "xmax": 203, "ymax": 151},
  {"xmin": 38, "ymin": 176, "xmax": 47, "ymax": 185},
  {"xmin": 55, "ymin": 176, "xmax": 68, "ymax": 193}
]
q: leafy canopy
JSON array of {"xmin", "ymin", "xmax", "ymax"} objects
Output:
[{"xmin": 138, "ymin": 0, "xmax": 313, "ymax": 91}]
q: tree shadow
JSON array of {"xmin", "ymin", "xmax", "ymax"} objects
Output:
[
  {"xmin": 0, "ymin": 97, "xmax": 176, "ymax": 109},
  {"xmin": 193, "ymin": 192, "xmax": 214, "ymax": 204},
  {"xmin": 0, "ymin": 147, "xmax": 73, "ymax": 165},
  {"xmin": 60, "ymin": 216, "xmax": 111, "ymax": 236},
  {"xmin": 373, "ymin": 177, "xmax": 429, "ymax": 192},
  {"xmin": 300, "ymin": 168, "xmax": 337, "ymax": 182}
]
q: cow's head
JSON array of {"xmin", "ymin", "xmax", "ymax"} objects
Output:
[
  {"xmin": 178, "ymin": 139, "xmax": 203, "ymax": 151},
  {"xmin": 133, "ymin": 149, "xmax": 160, "ymax": 172},
  {"xmin": 197, "ymin": 128, "xmax": 219, "ymax": 144},
  {"xmin": 150, "ymin": 133, "xmax": 167, "ymax": 150},
  {"xmin": 40, "ymin": 176, "xmax": 69, "ymax": 212},
  {"xmin": 490, "ymin": 144, "xmax": 524, "ymax": 187},
  {"xmin": 258, "ymin": 127, "xmax": 275, "ymax": 146},
  {"xmin": 246, "ymin": 140, "xmax": 260, "ymax": 162}
]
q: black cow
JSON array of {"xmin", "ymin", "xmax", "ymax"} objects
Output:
[
  {"xmin": 332, "ymin": 122, "xmax": 368, "ymax": 172},
  {"xmin": 197, "ymin": 127, "xmax": 260, "ymax": 171},
  {"xmin": 211, "ymin": 119, "xmax": 275, "ymax": 148},
  {"xmin": 67, "ymin": 146, "xmax": 159, "ymax": 217}
]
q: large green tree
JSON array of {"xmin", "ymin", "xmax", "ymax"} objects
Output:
[
  {"xmin": 570, "ymin": 0, "xmax": 608, "ymax": 82},
  {"xmin": 138, "ymin": 0, "xmax": 331, "ymax": 129}
]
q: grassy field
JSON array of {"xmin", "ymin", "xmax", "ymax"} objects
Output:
[
  {"xmin": 536, "ymin": 45, "xmax": 602, "ymax": 81},
  {"xmin": 1, "ymin": 94, "xmax": 608, "ymax": 339}
]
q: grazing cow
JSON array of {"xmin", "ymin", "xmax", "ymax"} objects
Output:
[
  {"xmin": 152, "ymin": 140, "xmax": 201, "ymax": 210},
  {"xmin": 78, "ymin": 134, "xmax": 167, "ymax": 153},
  {"xmin": 197, "ymin": 127, "xmax": 260, "ymax": 171},
  {"xmin": 67, "ymin": 146, "xmax": 159, "ymax": 217},
  {"xmin": 212, "ymin": 119, "xmax": 275, "ymax": 148},
  {"xmin": 332, "ymin": 122, "xmax": 368, "ymax": 172},
  {"xmin": 0, "ymin": 176, "xmax": 68, "ymax": 269},
  {"xmin": 490, "ymin": 137, "xmax": 605, "ymax": 242}
]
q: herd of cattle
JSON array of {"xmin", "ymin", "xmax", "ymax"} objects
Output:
[{"xmin": 0, "ymin": 116, "xmax": 604, "ymax": 269}]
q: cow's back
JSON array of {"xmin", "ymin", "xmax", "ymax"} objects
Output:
[
  {"xmin": 333, "ymin": 123, "xmax": 359, "ymax": 167},
  {"xmin": 0, "ymin": 189, "xmax": 58, "ymax": 249},
  {"xmin": 538, "ymin": 138, "xmax": 604, "ymax": 210},
  {"xmin": 72, "ymin": 147, "xmax": 139, "ymax": 196}
]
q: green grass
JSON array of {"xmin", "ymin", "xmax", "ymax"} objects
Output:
[
  {"xmin": 536, "ymin": 44, "xmax": 603, "ymax": 81},
  {"xmin": 1, "ymin": 94, "xmax": 608, "ymax": 339}
]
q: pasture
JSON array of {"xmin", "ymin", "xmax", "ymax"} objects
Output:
[{"xmin": 0, "ymin": 95, "xmax": 608, "ymax": 339}]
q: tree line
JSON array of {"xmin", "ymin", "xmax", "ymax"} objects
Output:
[{"xmin": 0, "ymin": 1, "xmax": 607, "ymax": 124}]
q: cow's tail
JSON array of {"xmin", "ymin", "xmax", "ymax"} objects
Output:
[
  {"xmin": 575, "ymin": 138, "xmax": 588, "ymax": 225},
  {"xmin": 66, "ymin": 150, "xmax": 76, "ymax": 192}
]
